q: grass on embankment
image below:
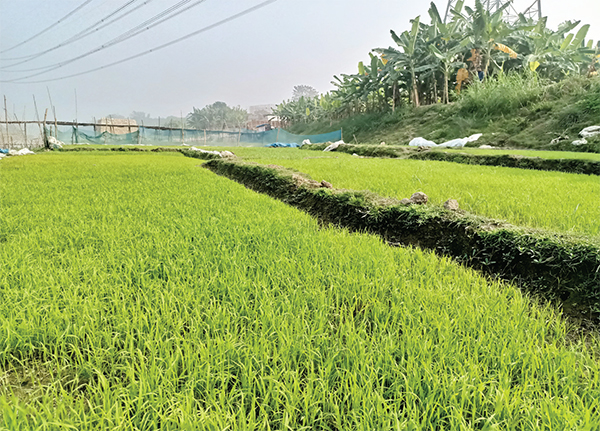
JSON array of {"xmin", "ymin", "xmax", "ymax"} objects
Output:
[
  {"xmin": 287, "ymin": 74, "xmax": 600, "ymax": 152},
  {"xmin": 237, "ymin": 149, "xmax": 600, "ymax": 238},
  {"xmin": 449, "ymin": 147, "xmax": 600, "ymax": 161},
  {"xmin": 1, "ymin": 151, "xmax": 600, "ymax": 429},
  {"xmin": 303, "ymin": 143, "xmax": 600, "ymax": 176}
]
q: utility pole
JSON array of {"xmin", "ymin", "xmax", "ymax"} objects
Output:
[
  {"xmin": 522, "ymin": 0, "xmax": 542, "ymax": 20},
  {"xmin": 444, "ymin": 0, "xmax": 542, "ymax": 23},
  {"xmin": 444, "ymin": 0, "xmax": 460, "ymax": 23}
]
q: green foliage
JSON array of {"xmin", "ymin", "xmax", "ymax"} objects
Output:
[
  {"xmin": 292, "ymin": 84, "xmax": 318, "ymax": 101},
  {"xmin": 458, "ymin": 71, "xmax": 547, "ymax": 116},
  {"xmin": 276, "ymin": 2, "xmax": 597, "ymax": 128},
  {"xmin": 288, "ymin": 75, "xmax": 600, "ymax": 152},
  {"xmin": 556, "ymin": 79, "xmax": 600, "ymax": 132},
  {"xmin": 186, "ymin": 101, "xmax": 248, "ymax": 130}
]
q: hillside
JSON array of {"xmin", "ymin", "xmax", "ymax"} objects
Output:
[{"xmin": 286, "ymin": 75, "xmax": 600, "ymax": 153}]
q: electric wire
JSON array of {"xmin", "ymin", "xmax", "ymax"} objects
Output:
[
  {"xmin": 3, "ymin": 0, "xmax": 279, "ymax": 84},
  {"xmin": 5, "ymin": 0, "xmax": 204, "ymax": 76},
  {"xmin": 0, "ymin": 0, "xmax": 97, "ymax": 54},
  {"xmin": 2, "ymin": 0, "xmax": 148, "ymax": 65}
]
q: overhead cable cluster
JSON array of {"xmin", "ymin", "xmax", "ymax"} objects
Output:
[{"xmin": 0, "ymin": 0, "xmax": 279, "ymax": 84}]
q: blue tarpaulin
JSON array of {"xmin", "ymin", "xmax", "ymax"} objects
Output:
[{"xmin": 265, "ymin": 142, "xmax": 301, "ymax": 148}]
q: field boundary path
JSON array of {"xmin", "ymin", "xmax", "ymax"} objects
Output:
[
  {"xmin": 303, "ymin": 144, "xmax": 600, "ymax": 176},
  {"xmin": 201, "ymin": 158, "xmax": 600, "ymax": 329}
]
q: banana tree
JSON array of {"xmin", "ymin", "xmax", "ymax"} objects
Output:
[
  {"xmin": 375, "ymin": 16, "xmax": 423, "ymax": 107},
  {"xmin": 430, "ymin": 44, "xmax": 465, "ymax": 103},
  {"xmin": 553, "ymin": 24, "xmax": 595, "ymax": 77},
  {"xmin": 427, "ymin": 1, "xmax": 465, "ymax": 103},
  {"xmin": 509, "ymin": 18, "xmax": 594, "ymax": 79},
  {"xmin": 451, "ymin": 0, "xmax": 515, "ymax": 77}
]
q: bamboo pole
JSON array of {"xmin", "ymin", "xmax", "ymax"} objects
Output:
[
  {"xmin": 13, "ymin": 114, "xmax": 23, "ymax": 134},
  {"xmin": 4, "ymin": 96, "xmax": 9, "ymax": 143},
  {"xmin": 46, "ymin": 87, "xmax": 56, "ymax": 137},
  {"xmin": 0, "ymin": 119, "xmax": 218, "ymax": 133},
  {"xmin": 43, "ymin": 109, "xmax": 49, "ymax": 149},
  {"xmin": 13, "ymin": 113, "xmax": 25, "ymax": 148},
  {"xmin": 0, "ymin": 108, "xmax": 4, "ymax": 147},
  {"xmin": 53, "ymin": 107, "xmax": 58, "ymax": 138},
  {"xmin": 204, "ymin": 129, "xmax": 207, "ymax": 145},
  {"xmin": 180, "ymin": 112, "xmax": 184, "ymax": 145},
  {"xmin": 33, "ymin": 95, "xmax": 43, "ymax": 138}
]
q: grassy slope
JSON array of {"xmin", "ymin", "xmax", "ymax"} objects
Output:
[
  {"xmin": 287, "ymin": 75, "xmax": 600, "ymax": 153},
  {"xmin": 1, "ymin": 152, "xmax": 600, "ymax": 429}
]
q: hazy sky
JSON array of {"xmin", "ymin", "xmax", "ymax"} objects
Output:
[{"xmin": 1, "ymin": 0, "xmax": 598, "ymax": 122}]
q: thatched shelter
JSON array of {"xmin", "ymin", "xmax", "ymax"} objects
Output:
[{"xmin": 96, "ymin": 118, "xmax": 138, "ymax": 134}]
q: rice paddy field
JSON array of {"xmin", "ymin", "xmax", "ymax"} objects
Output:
[
  {"xmin": 1, "ymin": 150, "xmax": 600, "ymax": 430},
  {"xmin": 233, "ymin": 148, "xmax": 600, "ymax": 238},
  {"xmin": 439, "ymin": 148, "xmax": 600, "ymax": 161}
]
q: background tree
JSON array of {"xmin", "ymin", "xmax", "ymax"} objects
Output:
[
  {"xmin": 292, "ymin": 85, "xmax": 318, "ymax": 101},
  {"xmin": 164, "ymin": 117, "xmax": 185, "ymax": 128},
  {"xmin": 105, "ymin": 113, "xmax": 125, "ymax": 119},
  {"xmin": 186, "ymin": 102, "xmax": 249, "ymax": 130},
  {"xmin": 129, "ymin": 111, "xmax": 152, "ymax": 125}
]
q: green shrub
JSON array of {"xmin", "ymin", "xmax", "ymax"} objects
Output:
[{"xmin": 458, "ymin": 72, "xmax": 547, "ymax": 117}]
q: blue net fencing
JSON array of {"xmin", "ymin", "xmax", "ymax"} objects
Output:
[{"xmin": 48, "ymin": 126, "xmax": 342, "ymax": 147}]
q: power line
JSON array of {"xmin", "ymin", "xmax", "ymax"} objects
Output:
[
  {"xmin": 5, "ymin": 0, "xmax": 205, "ymax": 77},
  {"xmin": 444, "ymin": 0, "xmax": 542, "ymax": 23},
  {"xmin": 2, "ymin": 0, "xmax": 148, "ymax": 65},
  {"xmin": 3, "ymin": 0, "xmax": 279, "ymax": 84},
  {"xmin": 0, "ymin": 0, "xmax": 97, "ymax": 54}
]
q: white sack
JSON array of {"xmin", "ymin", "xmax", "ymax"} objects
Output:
[
  {"xmin": 572, "ymin": 138, "xmax": 588, "ymax": 146},
  {"xmin": 408, "ymin": 137, "xmax": 437, "ymax": 147},
  {"xmin": 580, "ymin": 126, "xmax": 600, "ymax": 138},
  {"xmin": 324, "ymin": 140, "xmax": 345, "ymax": 152},
  {"xmin": 438, "ymin": 138, "xmax": 466, "ymax": 148}
]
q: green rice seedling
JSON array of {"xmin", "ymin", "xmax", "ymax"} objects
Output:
[
  {"xmin": 443, "ymin": 148, "xmax": 600, "ymax": 161},
  {"xmin": 0, "ymin": 152, "xmax": 599, "ymax": 430},
  {"xmin": 244, "ymin": 152, "xmax": 600, "ymax": 237}
]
